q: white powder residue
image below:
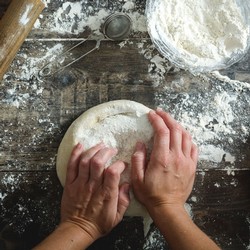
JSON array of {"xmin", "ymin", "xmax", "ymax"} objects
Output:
[
  {"xmin": 129, "ymin": 12, "xmax": 147, "ymax": 33},
  {"xmin": 214, "ymin": 182, "xmax": 220, "ymax": 188},
  {"xmin": 0, "ymin": 192, "xmax": 7, "ymax": 201},
  {"xmin": 155, "ymin": 75, "xmax": 250, "ymax": 165},
  {"xmin": 210, "ymin": 71, "xmax": 250, "ymax": 90},
  {"xmin": 184, "ymin": 90, "xmax": 238, "ymax": 138},
  {"xmin": 34, "ymin": 18, "xmax": 41, "ymax": 29},
  {"xmin": 51, "ymin": 2, "xmax": 88, "ymax": 34},
  {"xmin": 122, "ymin": 1, "xmax": 135, "ymax": 11},
  {"xmin": 190, "ymin": 196, "xmax": 197, "ymax": 202},
  {"xmin": 199, "ymin": 145, "xmax": 235, "ymax": 163},
  {"xmin": 38, "ymin": 1, "xmax": 147, "ymax": 36},
  {"xmin": 20, "ymin": 4, "xmax": 32, "ymax": 25},
  {"xmin": 2, "ymin": 43, "xmax": 64, "ymax": 108},
  {"xmin": 225, "ymin": 166, "xmax": 235, "ymax": 176},
  {"xmin": 150, "ymin": 55, "xmax": 166, "ymax": 75},
  {"xmin": 230, "ymin": 179, "xmax": 238, "ymax": 187},
  {"xmin": 42, "ymin": 0, "xmax": 50, "ymax": 8},
  {"xmin": 19, "ymin": 43, "xmax": 64, "ymax": 80},
  {"xmin": 1, "ymin": 173, "xmax": 22, "ymax": 189},
  {"xmin": 79, "ymin": 113, "xmax": 153, "ymax": 184},
  {"xmin": 149, "ymin": 0, "xmax": 250, "ymax": 69},
  {"xmin": 136, "ymin": 40, "xmax": 178, "ymax": 86}
]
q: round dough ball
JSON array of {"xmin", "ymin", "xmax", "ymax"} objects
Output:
[{"xmin": 56, "ymin": 100, "xmax": 154, "ymax": 218}]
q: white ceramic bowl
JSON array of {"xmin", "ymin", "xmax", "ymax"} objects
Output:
[{"xmin": 146, "ymin": 0, "xmax": 250, "ymax": 73}]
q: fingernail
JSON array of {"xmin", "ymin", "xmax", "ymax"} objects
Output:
[
  {"xmin": 156, "ymin": 107, "xmax": 163, "ymax": 112},
  {"xmin": 149, "ymin": 110, "xmax": 156, "ymax": 115},
  {"xmin": 76, "ymin": 143, "xmax": 83, "ymax": 149}
]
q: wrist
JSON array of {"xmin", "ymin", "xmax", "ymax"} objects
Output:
[
  {"xmin": 33, "ymin": 221, "xmax": 97, "ymax": 249},
  {"xmin": 147, "ymin": 203, "xmax": 189, "ymax": 222},
  {"xmin": 60, "ymin": 215, "xmax": 104, "ymax": 241},
  {"xmin": 56, "ymin": 221, "xmax": 97, "ymax": 248}
]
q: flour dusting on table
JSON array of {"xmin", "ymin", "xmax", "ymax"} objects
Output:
[
  {"xmin": 155, "ymin": 73, "xmax": 250, "ymax": 167},
  {"xmin": 0, "ymin": 1, "xmax": 249, "ymax": 248},
  {"xmin": 20, "ymin": 4, "xmax": 32, "ymax": 25},
  {"xmin": 39, "ymin": 0, "xmax": 147, "ymax": 36}
]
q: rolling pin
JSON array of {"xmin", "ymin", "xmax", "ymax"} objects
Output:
[{"xmin": 0, "ymin": 0, "xmax": 45, "ymax": 81}]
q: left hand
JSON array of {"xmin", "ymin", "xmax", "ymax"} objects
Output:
[{"xmin": 61, "ymin": 142, "xmax": 130, "ymax": 242}]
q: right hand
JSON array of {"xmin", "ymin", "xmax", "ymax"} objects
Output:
[{"xmin": 131, "ymin": 109, "xmax": 198, "ymax": 213}]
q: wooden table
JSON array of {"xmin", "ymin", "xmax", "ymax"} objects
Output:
[{"xmin": 0, "ymin": 1, "xmax": 249, "ymax": 249}]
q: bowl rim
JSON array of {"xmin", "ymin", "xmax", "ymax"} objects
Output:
[{"xmin": 146, "ymin": 0, "xmax": 250, "ymax": 73}]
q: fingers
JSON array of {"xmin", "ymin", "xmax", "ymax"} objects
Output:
[
  {"xmin": 103, "ymin": 161, "xmax": 127, "ymax": 191},
  {"xmin": 89, "ymin": 147, "xmax": 118, "ymax": 188},
  {"xmin": 149, "ymin": 109, "xmax": 198, "ymax": 160},
  {"xmin": 117, "ymin": 183, "xmax": 130, "ymax": 220},
  {"xmin": 78, "ymin": 143, "xmax": 106, "ymax": 183},
  {"xmin": 100, "ymin": 161, "xmax": 127, "ymax": 219},
  {"xmin": 131, "ymin": 142, "xmax": 147, "ymax": 183},
  {"xmin": 191, "ymin": 143, "xmax": 198, "ymax": 164},
  {"xmin": 148, "ymin": 110, "xmax": 170, "ymax": 152},
  {"xmin": 155, "ymin": 109, "xmax": 182, "ymax": 152},
  {"xmin": 66, "ymin": 143, "xmax": 84, "ymax": 185},
  {"xmin": 181, "ymin": 130, "xmax": 192, "ymax": 157}
]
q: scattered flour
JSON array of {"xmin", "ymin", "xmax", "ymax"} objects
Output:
[
  {"xmin": 199, "ymin": 145, "xmax": 235, "ymax": 163},
  {"xmin": 214, "ymin": 182, "xmax": 220, "ymax": 188},
  {"xmin": 210, "ymin": 71, "xmax": 250, "ymax": 90},
  {"xmin": 155, "ymin": 75, "xmax": 250, "ymax": 166},
  {"xmin": 190, "ymin": 196, "xmax": 197, "ymax": 202},
  {"xmin": 1, "ymin": 173, "xmax": 22, "ymax": 191},
  {"xmin": 38, "ymin": 0, "xmax": 147, "ymax": 36},
  {"xmin": 135, "ymin": 40, "xmax": 178, "ymax": 86},
  {"xmin": 2, "ymin": 43, "xmax": 64, "ymax": 108},
  {"xmin": 20, "ymin": 4, "xmax": 32, "ymax": 25},
  {"xmin": 3, "ymin": 1, "xmax": 249, "ymax": 248}
]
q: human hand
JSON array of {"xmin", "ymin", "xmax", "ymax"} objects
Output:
[
  {"xmin": 131, "ymin": 109, "xmax": 198, "ymax": 213},
  {"xmin": 60, "ymin": 143, "xmax": 130, "ymax": 243}
]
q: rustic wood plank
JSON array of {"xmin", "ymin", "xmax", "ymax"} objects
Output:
[
  {"xmin": 0, "ymin": 1, "xmax": 250, "ymax": 250},
  {"xmin": 0, "ymin": 170, "xmax": 249, "ymax": 249},
  {"xmin": 1, "ymin": 40, "xmax": 250, "ymax": 172},
  {"xmin": 28, "ymin": 0, "xmax": 148, "ymax": 39}
]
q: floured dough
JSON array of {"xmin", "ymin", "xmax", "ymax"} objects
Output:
[{"xmin": 56, "ymin": 100, "xmax": 154, "ymax": 233}]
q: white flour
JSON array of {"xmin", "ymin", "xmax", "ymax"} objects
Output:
[
  {"xmin": 79, "ymin": 113, "xmax": 153, "ymax": 184},
  {"xmin": 20, "ymin": 4, "xmax": 32, "ymax": 25},
  {"xmin": 2, "ymin": 1, "xmax": 249, "ymax": 247},
  {"xmin": 150, "ymin": 0, "xmax": 249, "ymax": 67},
  {"xmin": 38, "ymin": 0, "xmax": 147, "ymax": 36},
  {"xmin": 154, "ymin": 71, "xmax": 250, "ymax": 166}
]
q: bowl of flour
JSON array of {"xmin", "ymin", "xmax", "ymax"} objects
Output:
[{"xmin": 146, "ymin": 0, "xmax": 250, "ymax": 73}]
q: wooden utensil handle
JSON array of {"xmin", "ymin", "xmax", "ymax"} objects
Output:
[{"xmin": 0, "ymin": 0, "xmax": 45, "ymax": 81}]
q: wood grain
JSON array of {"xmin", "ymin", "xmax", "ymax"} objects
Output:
[
  {"xmin": 0, "ymin": 0, "xmax": 44, "ymax": 80},
  {"xmin": 0, "ymin": 0, "xmax": 250, "ymax": 249}
]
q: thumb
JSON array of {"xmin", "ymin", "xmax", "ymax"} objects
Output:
[{"xmin": 116, "ymin": 183, "xmax": 130, "ymax": 221}]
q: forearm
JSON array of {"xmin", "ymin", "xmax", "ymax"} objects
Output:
[
  {"xmin": 149, "ymin": 205, "xmax": 220, "ymax": 250},
  {"xmin": 33, "ymin": 222, "xmax": 94, "ymax": 250}
]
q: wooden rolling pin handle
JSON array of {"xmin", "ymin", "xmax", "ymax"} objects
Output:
[{"xmin": 0, "ymin": 0, "xmax": 45, "ymax": 81}]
